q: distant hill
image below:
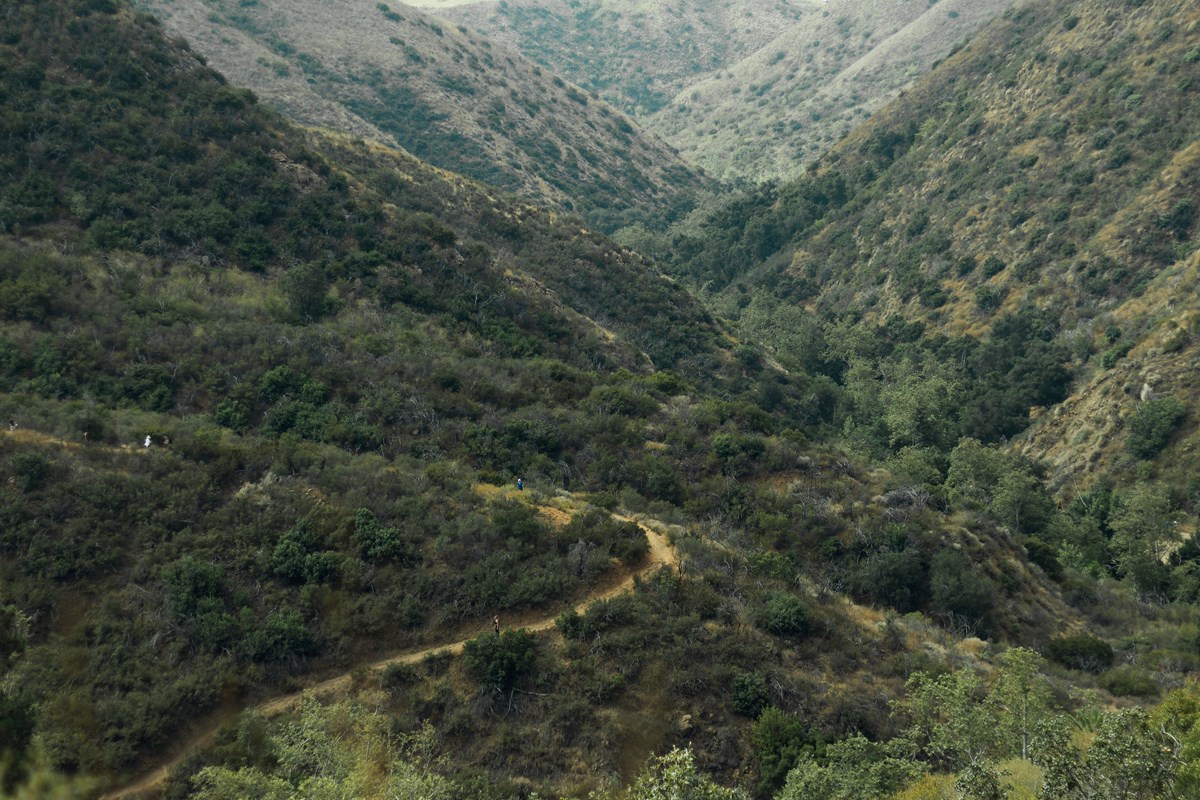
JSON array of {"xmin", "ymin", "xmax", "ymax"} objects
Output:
[
  {"xmin": 667, "ymin": 0, "xmax": 1200, "ymax": 497},
  {"xmin": 439, "ymin": 0, "xmax": 811, "ymax": 117},
  {"xmin": 647, "ymin": 0, "xmax": 1016, "ymax": 181},
  {"xmin": 133, "ymin": 0, "xmax": 711, "ymax": 232},
  {"xmin": 444, "ymin": 0, "xmax": 1015, "ymax": 182}
]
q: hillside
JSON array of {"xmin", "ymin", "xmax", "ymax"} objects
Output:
[
  {"xmin": 132, "ymin": 0, "xmax": 710, "ymax": 233},
  {"xmin": 646, "ymin": 0, "xmax": 1016, "ymax": 181},
  {"xmin": 663, "ymin": 0, "xmax": 1200, "ymax": 610},
  {"xmin": 9, "ymin": 1, "xmax": 1200, "ymax": 799},
  {"xmin": 0, "ymin": 2, "xmax": 1112, "ymax": 798},
  {"xmin": 443, "ymin": 0, "xmax": 1015, "ymax": 182},
  {"xmin": 439, "ymin": 0, "xmax": 811, "ymax": 117}
]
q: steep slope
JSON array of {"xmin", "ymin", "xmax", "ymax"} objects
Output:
[
  {"xmin": 677, "ymin": 0, "xmax": 1200, "ymax": 482},
  {"xmin": 444, "ymin": 0, "xmax": 1015, "ymax": 182},
  {"xmin": 439, "ymin": 0, "xmax": 813, "ymax": 116},
  {"xmin": 0, "ymin": 2, "xmax": 1090, "ymax": 797},
  {"xmin": 664, "ymin": 0, "xmax": 1200, "ymax": 613},
  {"xmin": 647, "ymin": 0, "xmax": 1016, "ymax": 181},
  {"xmin": 133, "ymin": 0, "xmax": 710, "ymax": 233}
]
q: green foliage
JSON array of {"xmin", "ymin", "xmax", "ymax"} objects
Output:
[
  {"xmin": 351, "ymin": 508, "xmax": 410, "ymax": 563},
  {"xmin": 282, "ymin": 262, "xmax": 330, "ymax": 322},
  {"xmin": 928, "ymin": 550, "xmax": 994, "ymax": 634},
  {"xmin": 751, "ymin": 707, "xmax": 824, "ymax": 795},
  {"xmin": 755, "ymin": 592, "xmax": 811, "ymax": 638},
  {"xmin": 991, "ymin": 648, "xmax": 1052, "ymax": 762},
  {"xmin": 8, "ymin": 453, "xmax": 47, "ymax": 493},
  {"xmin": 731, "ymin": 671, "xmax": 769, "ymax": 718},
  {"xmin": 626, "ymin": 747, "xmax": 749, "ymax": 800},
  {"xmin": 245, "ymin": 610, "xmax": 318, "ymax": 663},
  {"xmin": 270, "ymin": 518, "xmax": 341, "ymax": 585},
  {"xmin": 561, "ymin": 510, "xmax": 648, "ymax": 568},
  {"xmin": 0, "ymin": 605, "xmax": 29, "ymax": 672},
  {"xmin": 1044, "ymin": 633, "xmax": 1113, "ymax": 674},
  {"xmin": 1032, "ymin": 709, "xmax": 1176, "ymax": 800},
  {"xmin": 0, "ymin": 688, "xmax": 35, "ymax": 792},
  {"xmin": 462, "ymin": 628, "xmax": 536, "ymax": 696},
  {"xmin": 855, "ymin": 548, "xmax": 928, "ymax": 613},
  {"xmin": 777, "ymin": 734, "xmax": 925, "ymax": 800},
  {"xmin": 1108, "ymin": 482, "xmax": 1174, "ymax": 595},
  {"xmin": 1126, "ymin": 396, "xmax": 1186, "ymax": 459},
  {"xmin": 1099, "ymin": 666, "xmax": 1158, "ymax": 697},
  {"xmin": 896, "ymin": 669, "xmax": 998, "ymax": 769}
]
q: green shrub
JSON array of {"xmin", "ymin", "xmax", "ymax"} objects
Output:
[
  {"xmin": 752, "ymin": 707, "xmax": 825, "ymax": 795},
  {"xmin": 1045, "ymin": 633, "xmax": 1114, "ymax": 673},
  {"xmin": 214, "ymin": 399, "xmax": 248, "ymax": 432},
  {"xmin": 1126, "ymin": 396, "xmax": 1185, "ymax": 459},
  {"xmin": 245, "ymin": 610, "xmax": 318, "ymax": 662},
  {"xmin": 352, "ymin": 508, "xmax": 410, "ymax": 563},
  {"xmin": 855, "ymin": 549, "xmax": 928, "ymax": 612},
  {"xmin": 162, "ymin": 557, "xmax": 226, "ymax": 618},
  {"xmin": 756, "ymin": 592, "xmax": 811, "ymax": 638},
  {"xmin": 929, "ymin": 550, "xmax": 994, "ymax": 632},
  {"xmin": 731, "ymin": 671, "xmax": 769, "ymax": 717},
  {"xmin": 1100, "ymin": 666, "xmax": 1158, "ymax": 697},
  {"xmin": 1022, "ymin": 536, "xmax": 1062, "ymax": 581},
  {"xmin": 0, "ymin": 605, "xmax": 29, "ymax": 671},
  {"xmin": 9, "ymin": 452, "xmax": 48, "ymax": 492},
  {"xmin": 380, "ymin": 663, "xmax": 418, "ymax": 692},
  {"xmin": 463, "ymin": 628, "xmax": 536, "ymax": 696}
]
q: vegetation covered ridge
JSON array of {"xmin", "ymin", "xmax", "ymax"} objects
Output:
[
  {"xmin": 96, "ymin": 486, "xmax": 678, "ymax": 800},
  {"xmin": 663, "ymin": 0, "xmax": 1200, "ymax": 495},
  {"xmin": 132, "ymin": 0, "xmax": 712, "ymax": 233},
  {"xmin": 4, "ymin": 0, "xmax": 1200, "ymax": 799}
]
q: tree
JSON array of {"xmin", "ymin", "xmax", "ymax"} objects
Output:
[
  {"xmin": 282, "ymin": 261, "xmax": 328, "ymax": 323},
  {"xmin": 752, "ymin": 707, "xmax": 824, "ymax": 795},
  {"xmin": 777, "ymin": 735, "xmax": 924, "ymax": 800},
  {"xmin": 1109, "ymin": 482, "xmax": 1175, "ymax": 565},
  {"xmin": 1031, "ymin": 709, "xmax": 1176, "ymax": 800},
  {"xmin": 880, "ymin": 363, "xmax": 961, "ymax": 450},
  {"xmin": 990, "ymin": 470, "xmax": 1052, "ymax": 535},
  {"xmin": 945, "ymin": 439, "xmax": 1007, "ymax": 508},
  {"xmin": 627, "ymin": 747, "xmax": 748, "ymax": 800},
  {"xmin": 929, "ymin": 550, "xmax": 993, "ymax": 634},
  {"xmin": 990, "ymin": 648, "xmax": 1052, "ymax": 761},
  {"xmin": 1151, "ymin": 681, "xmax": 1200, "ymax": 798},
  {"xmin": 894, "ymin": 670, "xmax": 998, "ymax": 769}
]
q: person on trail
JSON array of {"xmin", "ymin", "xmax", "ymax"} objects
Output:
[
  {"xmin": 493, "ymin": 614, "xmax": 500, "ymax": 636},
  {"xmin": 144, "ymin": 435, "xmax": 151, "ymax": 448},
  {"xmin": 8, "ymin": 419, "xmax": 15, "ymax": 431},
  {"xmin": 516, "ymin": 477, "xmax": 524, "ymax": 491}
]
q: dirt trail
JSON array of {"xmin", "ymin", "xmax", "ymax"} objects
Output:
[{"xmin": 100, "ymin": 498, "xmax": 678, "ymax": 800}]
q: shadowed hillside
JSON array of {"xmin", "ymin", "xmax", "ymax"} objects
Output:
[
  {"xmin": 440, "ymin": 0, "xmax": 812, "ymax": 117},
  {"xmin": 444, "ymin": 0, "xmax": 1015, "ymax": 182},
  {"xmin": 133, "ymin": 0, "xmax": 711, "ymax": 232},
  {"xmin": 5, "ymin": 2, "xmax": 1200, "ymax": 799},
  {"xmin": 647, "ymin": 0, "xmax": 1016, "ymax": 181}
]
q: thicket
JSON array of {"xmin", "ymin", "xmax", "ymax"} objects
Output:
[
  {"xmin": 4, "ymin": 0, "xmax": 1200, "ymax": 796},
  {"xmin": 663, "ymin": 0, "xmax": 1200, "ymax": 467}
]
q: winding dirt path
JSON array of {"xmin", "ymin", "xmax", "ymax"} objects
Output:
[{"xmin": 99, "ymin": 502, "xmax": 678, "ymax": 800}]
